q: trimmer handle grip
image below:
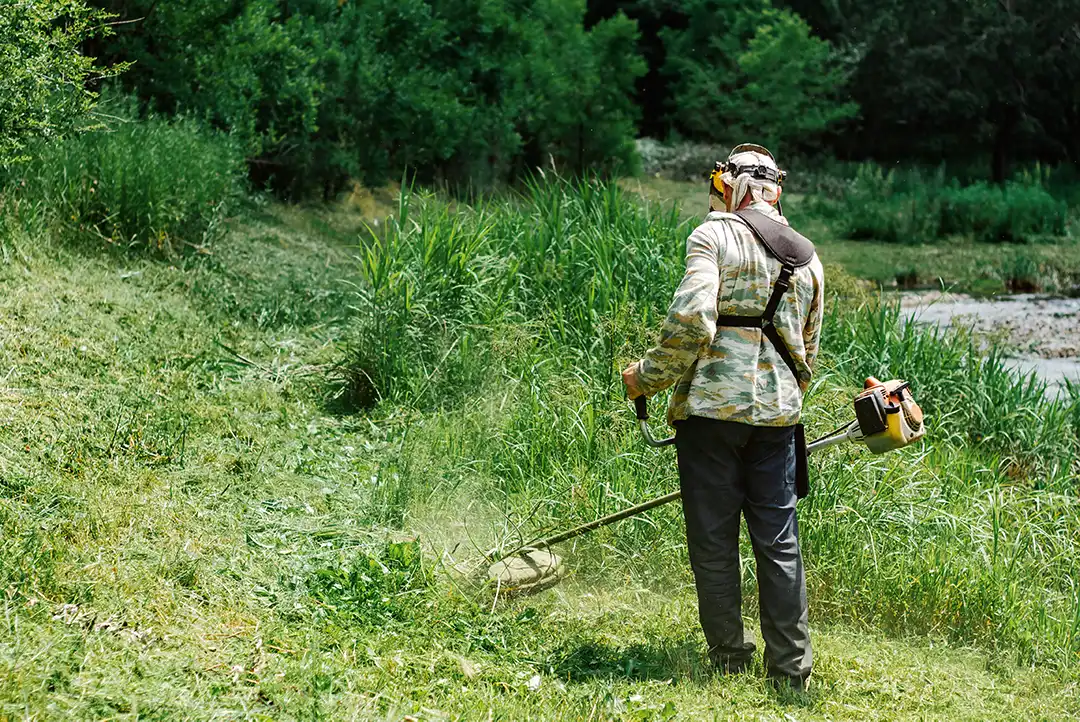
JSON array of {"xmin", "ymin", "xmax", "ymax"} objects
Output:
[
  {"xmin": 634, "ymin": 395, "xmax": 675, "ymax": 448},
  {"xmin": 634, "ymin": 395, "xmax": 649, "ymax": 421}
]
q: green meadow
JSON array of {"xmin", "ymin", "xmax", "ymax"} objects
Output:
[{"xmin": 1, "ymin": 129, "xmax": 1079, "ymax": 717}]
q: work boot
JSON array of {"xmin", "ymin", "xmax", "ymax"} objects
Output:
[{"xmin": 709, "ymin": 642, "xmax": 756, "ymax": 674}]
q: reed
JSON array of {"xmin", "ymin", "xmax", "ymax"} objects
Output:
[{"xmin": 339, "ymin": 176, "xmax": 1080, "ymax": 670}]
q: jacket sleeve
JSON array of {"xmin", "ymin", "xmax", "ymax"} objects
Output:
[
  {"xmin": 635, "ymin": 223, "xmax": 724, "ymax": 396},
  {"xmin": 800, "ymin": 258, "xmax": 825, "ymax": 393}
]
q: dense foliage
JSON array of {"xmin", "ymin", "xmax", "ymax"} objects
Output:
[
  {"xmin": 82, "ymin": 0, "xmax": 1079, "ymax": 192},
  {"xmin": 0, "ymin": 0, "xmax": 121, "ymax": 164},
  {"xmin": 772, "ymin": 0, "xmax": 1080, "ymax": 177},
  {"xmin": 594, "ymin": 0, "xmax": 857, "ymax": 152},
  {"xmin": 804, "ymin": 164, "xmax": 1070, "ymax": 244},
  {"xmin": 589, "ymin": 0, "xmax": 1080, "ymax": 177},
  {"xmin": 91, "ymin": 0, "xmax": 644, "ymax": 197},
  {"xmin": 0, "ymin": 100, "xmax": 246, "ymax": 256}
]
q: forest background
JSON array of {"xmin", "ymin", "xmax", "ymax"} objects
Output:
[{"xmin": 8, "ymin": 0, "xmax": 1080, "ymax": 195}]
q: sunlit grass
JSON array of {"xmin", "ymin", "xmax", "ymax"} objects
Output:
[{"xmin": 0, "ymin": 175, "xmax": 1078, "ymax": 717}]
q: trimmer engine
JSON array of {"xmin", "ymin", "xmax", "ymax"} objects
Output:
[{"xmin": 852, "ymin": 377, "xmax": 926, "ymax": 453}]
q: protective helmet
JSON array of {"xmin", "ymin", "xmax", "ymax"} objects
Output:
[{"xmin": 709, "ymin": 143, "xmax": 787, "ymax": 199}]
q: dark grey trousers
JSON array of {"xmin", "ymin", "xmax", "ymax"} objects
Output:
[{"xmin": 675, "ymin": 416, "xmax": 812, "ymax": 682}]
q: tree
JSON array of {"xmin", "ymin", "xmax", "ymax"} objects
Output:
[
  {"xmin": 585, "ymin": 0, "xmax": 857, "ymax": 150},
  {"xmin": 659, "ymin": 0, "xmax": 857, "ymax": 151},
  {"xmin": 774, "ymin": 0, "xmax": 1080, "ymax": 176},
  {"xmin": 90, "ymin": 0, "xmax": 645, "ymax": 195},
  {"xmin": 0, "ymin": 0, "xmax": 122, "ymax": 163}
]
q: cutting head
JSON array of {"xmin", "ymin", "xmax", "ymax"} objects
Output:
[{"xmin": 487, "ymin": 548, "xmax": 564, "ymax": 597}]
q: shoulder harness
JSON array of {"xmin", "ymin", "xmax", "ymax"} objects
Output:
[{"xmin": 717, "ymin": 209, "xmax": 816, "ymax": 382}]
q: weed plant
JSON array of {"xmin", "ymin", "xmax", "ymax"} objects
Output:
[{"xmin": 341, "ymin": 177, "xmax": 687, "ymax": 409}]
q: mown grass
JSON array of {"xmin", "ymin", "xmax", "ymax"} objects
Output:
[{"xmin": 1, "ymin": 160, "xmax": 1079, "ymax": 718}]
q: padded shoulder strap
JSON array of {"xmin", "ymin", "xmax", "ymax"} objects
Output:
[{"xmin": 733, "ymin": 209, "xmax": 815, "ymax": 268}]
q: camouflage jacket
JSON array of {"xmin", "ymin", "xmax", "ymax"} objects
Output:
[{"xmin": 634, "ymin": 202, "xmax": 825, "ymax": 427}]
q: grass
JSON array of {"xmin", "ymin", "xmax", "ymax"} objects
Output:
[
  {"xmin": 799, "ymin": 234, "xmax": 1080, "ymax": 295},
  {"xmin": 0, "ymin": 99, "xmax": 246, "ymax": 258},
  {"xmin": 801, "ymin": 165, "xmax": 1069, "ymax": 245},
  {"xmin": 0, "ymin": 168, "xmax": 1079, "ymax": 718}
]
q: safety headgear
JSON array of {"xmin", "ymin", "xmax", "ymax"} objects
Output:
[
  {"xmin": 709, "ymin": 143, "xmax": 787, "ymax": 213},
  {"xmin": 709, "ymin": 143, "xmax": 787, "ymax": 198}
]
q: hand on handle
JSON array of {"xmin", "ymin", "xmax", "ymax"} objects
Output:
[
  {"xmin": 622, "ymin": 363, "xmax": 644, "ymax": 400},
  {"xmin": 634, "ymin": 395, "xmax": 649, "ymax": 421}
]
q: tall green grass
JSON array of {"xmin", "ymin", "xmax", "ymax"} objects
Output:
[
  {"xmin": 341, "ymin": 176, "xmax": 1080, "ymax": 671},
  {"xmin": 1, "ymin": 104, "xmax": 245, "ymax": 256},
  {"xmin": 823, "ymin": 299, "xmax": 1080, "ymax": 485},
  {"xmin": 805, "ymin": 164, "xmax": 1069, "ymax": 244},
  {"xmin": 339, "ymin": 188, "xmax": 518, "ymax": 409},
  {"xmin": 340, "ymin": 177, "xmax": 688, "ymax": 409}
]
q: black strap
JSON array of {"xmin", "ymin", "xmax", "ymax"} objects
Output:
[
  {"xmin": 733, "ymin": 210, "xmax": 815, "ymax": 268},
  {"xmin": 713, "ymin": 212, "xmax": 812, "ymax": 384},
  {"xmin": 762, "ymin": 315, "xmax": 800, "ymax": 381},
  {"xmin": 715, "ymin": 264, "xmax": 801, "ymax": 382},
  {"xmin": 761, "ymin": 265, "xmax": 793, "ymax": 321}
]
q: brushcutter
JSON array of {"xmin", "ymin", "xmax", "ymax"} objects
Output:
[{"xmin": 486, "ymin": 378, "xmax": 925, "ymax": 597}]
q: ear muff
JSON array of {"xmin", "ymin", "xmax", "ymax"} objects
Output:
[{"xmin": 709, "ymin": 161, "xmax": 726, "ymax": 197}]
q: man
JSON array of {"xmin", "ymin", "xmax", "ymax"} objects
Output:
[{"xmin": 622, "ymin": 144, "xmax": 824, "ymax": 692}]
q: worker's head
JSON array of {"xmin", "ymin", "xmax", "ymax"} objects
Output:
[{"xmin": 709, "ymin": 143, "xmax": 786, "ymax": 213}]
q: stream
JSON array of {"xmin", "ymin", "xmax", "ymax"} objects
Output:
[{"xmin": 899, "ymin": 292, "xmax": 1080, "ymax": 397}]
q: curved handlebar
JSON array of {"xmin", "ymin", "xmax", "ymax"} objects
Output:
[{"xmin": 634, "ymin": 396, "xmax": 676, "ymax": 447}]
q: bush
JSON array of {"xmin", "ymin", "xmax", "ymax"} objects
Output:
[
  {"xmin": 835, "ymin": 165, "xmax": 944, "ymax": 244},
  {"xmin": 635, "ymin": 138, "xmax": 731, "ymax": 181},
  {"xmin": 807, "ymin": 163, "xmax": 1070, "ymax": 244},
  {"xmin": 942, "ymin": 181, "xmax": 1068, "ymax": 243},
  {"xmin": 4, "ymin": 107, "xmax": 246, "ymax": 256},
  {"xmin": 0, "ymin": 0, "xmax": 122, "ymax": 164}
]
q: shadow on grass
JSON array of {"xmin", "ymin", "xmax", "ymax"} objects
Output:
[
  {"xmin": 550, "ymin": 638, "xmax": 704, "ymax": 683},
  {"xmin": 550, "ymin": 635, "xmax": 817, "ymax": 709}
]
